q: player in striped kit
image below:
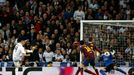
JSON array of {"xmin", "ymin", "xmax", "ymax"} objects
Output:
[{"xmin": 75, "ymin": 37, "xmax": 101, "ymax": 75}]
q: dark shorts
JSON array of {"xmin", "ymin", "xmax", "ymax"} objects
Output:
[
  {"xmin": 82, "ymin": 58, "xmax": 95, "ymax": 67},
  {"xmin": 105, "ymin": 63, "xmax": 115, "ymax": 72}
]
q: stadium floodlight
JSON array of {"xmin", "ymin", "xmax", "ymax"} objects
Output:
[{"xmin": 80, "ymin": 20, "xmax": 134, "ymax": 65}]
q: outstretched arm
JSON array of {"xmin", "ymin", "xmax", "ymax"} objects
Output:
[{"xmin": 110, "ymin": 50, "xmax": 115, "ymax": 55}]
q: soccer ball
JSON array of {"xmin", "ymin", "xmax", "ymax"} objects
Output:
[{"xmin": 104, "ymin": 52, "xmax": 110, "ymax": 56}]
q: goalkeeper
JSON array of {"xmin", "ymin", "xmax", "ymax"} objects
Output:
[
  {"xmin": 99, "ymin": 48, "xmax": 126, "ymax": 75},
  {"xmin": 75, "ymin": 37, "xmax": 101, "ymax": 75}
]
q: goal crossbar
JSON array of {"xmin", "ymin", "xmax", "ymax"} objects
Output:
[{"xmin": 80, "ymin": 20, "xmax": 134, "ymax": 63}]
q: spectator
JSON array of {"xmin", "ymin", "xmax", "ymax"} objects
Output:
[
  {"xmin": 2, "ymin": 54, "xmax": 8, "ymax": 62},
  {"xmin": 3, "ymin": 45, "xmax": 9, "ymax": 55},
  {"xmin": 0, "ymin": 25, "xmax": 10, "ymax": 41},
  {"xmin": 85, "ymin": 8, "xmax": 94, "ymax": 20},
  {"xmin": 115, "ymin": 51, "xmax": 124, "ymax": 61},
  {"xmin": 54, "ymin": 49, "xmax": 64, "ymax": 62},
  {"xmin": 6, "ymin": 50, "xmax": 12, "ymax": 61},
  {"xmin": 55, "ymin": 42, "xmax": 64, "ymax": 52},
  {"xmin": 0, "ymin": 47, "xmax": 4, "ymax": 61},
  {"xmin": 65, "ymin": 42, "xmax": 72, "ymax": 55},
  {"xmin": 70, "ymin": 44, "xmax": 79, "ymax": 62},
  {"xmin": 0, "ymin": 0, "xmax": 133, "ymax": 67},
  {"xmin": 73, "ymin": 6, "xmax": 85, "ymax": 20},
  {"xmin": 95, "ymin": 9, "xmax": 103, "ymax": 19},
  {"xmin": 63, "ymin": 6, "xmax": 73, "ymax": 20},
  {"xmin": 89, "ymin": 0, "xmax": 99, "ymax": 10},
  {"xmin": 63, "ymin": 54, "xmax": 70, "ymax": 62},
  {"xmin": 32, "ymin": 33, "xmax": 42, "ymax": 46},
  {"xmin": 42, "ymin": 34, "xmax": 53, "ymax": 50},
  {"xmin": 34, "ymin": 20, "xmax": 42, "ymax": 33},
  {"xmin": 125, "ymin": 43, "xmax": 134, "ymax": 60},
  {"xmin": 28, "ymin": 25, "xmax": 37, "ymax": 43},
  {"xmin": 43, "ymin": 46, "xmax": 54, "ymax": 62},
  {"xmin": 30, "ymin": 44, "xmax": 39, "ymax": 62},
  {"xmin": 24, "ymin": 11, "xmax": 32, "ymax": 24},
  {"xmin": 38, "ymin": 47, "xmax": 44, "ymax": 62}
]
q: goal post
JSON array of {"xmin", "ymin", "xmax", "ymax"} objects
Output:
[{"xmin": 80, "ymin": 20, "xmax": 134, "ymax": 65}]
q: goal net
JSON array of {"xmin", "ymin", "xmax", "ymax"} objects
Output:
[{"xmin": 80, "ymin": 20, "xmax": 134, "ymax": 67}]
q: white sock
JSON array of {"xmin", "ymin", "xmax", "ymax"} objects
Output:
[{"xmin": 15, "ymin": 67, "xmax": 18, "ymax": 75}]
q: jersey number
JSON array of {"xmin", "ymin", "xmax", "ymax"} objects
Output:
[{"xmin": 84, "ymin": 46, "xmax": 91, "ymax": 52}]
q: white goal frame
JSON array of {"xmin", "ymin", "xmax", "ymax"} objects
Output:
[{"xmin": 80, "ymin": 20, "xmax": 134, "ymax": 63}]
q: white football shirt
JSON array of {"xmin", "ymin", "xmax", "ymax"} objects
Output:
[
  {"xmin": 13, "ymin": 43, "xmax": 26, "ymax": 61},
  {"xmin": 43, "ymin": 51, "xmax": 54, "ymax": 62},
  {"xmin": 73, "ymin": 10, "xmax": 85, "ymax": 20}
]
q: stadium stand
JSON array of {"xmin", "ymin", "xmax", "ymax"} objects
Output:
[{"xmin": 0, "ymin": 0, "xmax": 134, "ymax": 67}]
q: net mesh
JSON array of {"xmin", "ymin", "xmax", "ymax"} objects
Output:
[{"xmin": 82, "ymin": 21, "xmax": 134, "ymax": 66}]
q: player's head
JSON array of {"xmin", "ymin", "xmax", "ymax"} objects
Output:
[
  {"xmin": 80, "ymin": 40, "xmax": 85, "ymax": 45},
  {"xmin": 18, "ymin": 36, "xmax": 28, "ymax": 45}
]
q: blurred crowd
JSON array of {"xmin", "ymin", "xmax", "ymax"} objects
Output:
[{"xmin": 0, "ymin": 0, "xmax": 134, "ymax": 66}]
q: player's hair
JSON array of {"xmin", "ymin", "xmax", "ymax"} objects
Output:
[
  {"xmin": 80, "ymin": 40, "xmax": 84, "ymax": 45},
  {"xmin": 17, "ymin": 36, "xmax": 27, "ymax": 42}
]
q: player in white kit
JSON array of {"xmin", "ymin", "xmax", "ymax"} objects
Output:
[
  {"xmin": 13, "ymin": 37, "xmax": 27, "ymax": 67},
  {"xmin": 13, "ymin": 36, "xmax": 28, "ymax": 75}
]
